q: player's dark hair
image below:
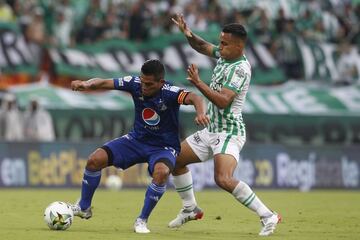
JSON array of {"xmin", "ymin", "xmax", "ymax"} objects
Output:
[
  {"xmin": 141, "ymin": 59, "xmax": 165, "ymax": 81},
  {"xmin": 222, "ymin": 23, "xmax": 247, "ymax": 41}
]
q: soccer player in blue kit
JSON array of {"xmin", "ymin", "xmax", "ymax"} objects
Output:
[{"xmin": 70, "ymin": 59, "xmax": 210, "ymax": 233}]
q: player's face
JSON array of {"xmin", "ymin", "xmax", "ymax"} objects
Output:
[
  {"xmin": 218, "ymin": 32, "xmax": 243, "ymax": 60},
  {"xmin": 140, "ymin": 74, "xmax": 164, "ymax": 97}
]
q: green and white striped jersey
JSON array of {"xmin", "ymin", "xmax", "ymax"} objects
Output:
[{"xmin": 207, "ymin": 47, "xmax": 251, "ymax": 136}]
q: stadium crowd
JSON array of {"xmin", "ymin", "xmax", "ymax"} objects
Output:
[
  {"xmin": 0, "ymin": 0, "xmax": 359, "ymax": 85},
  {"xmin": 0, "ymin": 0, "xmax": 359, "ymax": 45}
]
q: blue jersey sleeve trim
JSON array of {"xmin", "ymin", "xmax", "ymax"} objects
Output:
[{"xmin": 113, "ymin": 78, "xmax": 120, "ymax": 89}]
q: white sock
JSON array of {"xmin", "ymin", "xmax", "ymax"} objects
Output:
[
  {"xmin": 172, "ymin": 171, "xmax": 197, "ymax": 210},
  {"xmin": 232, "ymin": 181, "xmax": 272, "ymax": 218}
]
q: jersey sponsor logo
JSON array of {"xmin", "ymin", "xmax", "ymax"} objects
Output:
[
  {"xmin": 230, "ymin": 67, "xmax": 246, "ymax": 89},
  {"xmin": 169, "ymin": 86, "xmax": 181, "ymax": 93},
  {"xmin": 211, "ymin": 82, "xmax": 222, "ymax": 91},
  {"xmin": 117, "ymin": 78, "xmax": 124, "ymax": 87},
  {"xmin": 230, "ymin": 78, "xmax": 243, "ymax": 89},
  {"xmin": 123, "ymin": 76, "xmax": 132, "ymax": 82},
  {"xmin": 142, "ymin": 108, "xmax": 160, "ymax": 126}
]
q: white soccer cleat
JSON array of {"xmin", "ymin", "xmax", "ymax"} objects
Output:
[
  {"xmin": 134, "ymin": 218, "xmax": 150, "ymax": 234},
  {"xmin": 68, "ymin": 201, "xmax": 92, "ymax": 219},
  {"xmin": 259, "ymin": 212, "xmax": 281, "ymax": 236},
  {"xmin": 168, "ymin": 206, "xmax": 204, "ymax": 228}
]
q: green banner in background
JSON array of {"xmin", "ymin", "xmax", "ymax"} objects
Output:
[
  {"xmin": 9, "ymin": 82, "xmax": 360, "ymax": 115},
  {"xmin": 245, "ymin": 82, "xmax": 360, "ymax": 115},
  {"xmin": 49, "ymin": 32, "xmax": 287, "ymax": 85},
  {"xmin": 10, "ymin": 82, "xmax": 133, "ymax": 110},
  {"xmin": 0, "ymin": 23, "xmax": 38, "ymax": 75},
  {"xmin": 9, "ymin": 82, "xmax": 360, "ymax": 144},
  {"xmin": 48, "ymin": 32, "xmax": 360, "ymax": 85}
]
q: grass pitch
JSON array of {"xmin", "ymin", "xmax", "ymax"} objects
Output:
[{"xmin": 0, "ymin": 189, "xmax": 359, "ymax": 240}]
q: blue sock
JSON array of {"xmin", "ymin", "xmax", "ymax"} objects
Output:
[
  {"xmin": 139, "ymin": 182, "xmax": 166, "ymax": 220},
  {"xmin": 79, "ymin": 169, "xmax": 101, "ymax": 210}
]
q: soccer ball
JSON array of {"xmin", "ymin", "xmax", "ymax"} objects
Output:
[
  {"xmin": 105, "ymin": 175, "xmax": 123, "ymax": 190},
  {"xmin": 44, "ymin": 201, "xmax": 74, "ymax": 230}
]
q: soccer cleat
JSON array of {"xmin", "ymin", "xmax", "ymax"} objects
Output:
[
  {"xmin": 168, "ymin": 206, "xmax": 204, "ymax": 228},
  {"xmin": 259, "ymin": 212, "xmax": 281, "ymax": 236},
  {"xmin": 134, "ymin": 218, "xmax": 150, "ymax": 233},
  {"xmin": 69, "ymin": 201, "xmax": 93, "ymax": 219}
]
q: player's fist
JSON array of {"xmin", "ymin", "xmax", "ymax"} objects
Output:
[{"xmin": 71, "ymin": 80, "xmax": 86, "ymax": 91}]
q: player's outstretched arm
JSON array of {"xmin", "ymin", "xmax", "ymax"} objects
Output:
[
  {"xmin": 183, "ymin": 92, "xmax": 210, "ymax": 127},
  {"xmin": 187, "ymin": 64, "xmax": 236, "ymax": 109},
  {"xmin": 71, "ymin": 78, "xmax": 114, "ymax": 91},
  {"xmin": 172, "ymin": 13, "xmax": 214, "ymax": 58}
]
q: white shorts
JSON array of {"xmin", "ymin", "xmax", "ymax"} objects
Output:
[{"xmin": 186, "ymin": 128, "xmax": 245, "ymax": 162}]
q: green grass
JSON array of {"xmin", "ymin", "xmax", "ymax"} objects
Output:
[{"xmin": 0, "ymin": 189, "xmax": 359, "ymax": 240}]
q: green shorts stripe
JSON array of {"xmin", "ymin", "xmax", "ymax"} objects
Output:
[{"xmin": 221, "ymin": 135, "xmax": 232, "ymax": 153}]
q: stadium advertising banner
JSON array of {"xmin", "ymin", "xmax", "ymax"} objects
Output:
[
  {"xmin": 0, "ymin": 142, "xmax": 358, "ymax": 190},
  {"xmin": 0, "ymin": 142, "xmax": 150, "ymax": 188},
  {"xmin": 189, "ymin": 144, "xmax": 360, "ymax": 191}
]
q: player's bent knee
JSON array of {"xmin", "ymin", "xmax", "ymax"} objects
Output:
[
  {"xmin": 86, "ymin": 153, "xmax": 108, "ymax": 171},
  {"xmin": 214, "ymin": 175, "xmax": 231, "ymax": 190},
  {"xmin": 152, "ymin": 163, "xmax": 170, "ymax": 185}
]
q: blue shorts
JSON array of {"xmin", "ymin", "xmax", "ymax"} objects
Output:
[{"xmin": 102, "ymin": 134, "xmax": 178, "ymax": 176}]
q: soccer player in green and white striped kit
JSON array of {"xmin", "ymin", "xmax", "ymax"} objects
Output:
[{"xmin": 169, "ymin": 14, "xmax": 281, "ymax": 236}]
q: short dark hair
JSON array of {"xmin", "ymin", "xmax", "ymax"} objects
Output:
[
  {"xmin": 222, "ymin": 23, "xmax": 247, "ymax": 41},
  {"xmin": 141, "ymin": 59, "xmax": 165, "ymax": 81}
]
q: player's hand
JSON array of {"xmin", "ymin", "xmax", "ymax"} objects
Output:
[
  {"xmin": 71, "ymin": 80, "xmax": 87, "ymax": 91},
  {"xmin": 172, "ymin": 13, "xmax": 192, "ymax": 38},
  {"xmin": 187, "ymin": 64, "xmax": 202, "ymax": 86},
  {"xmin": 195, "ymin": 114, "xmax": 210, "ymax": 127}
]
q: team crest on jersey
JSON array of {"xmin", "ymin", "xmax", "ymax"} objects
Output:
[
  {"xmin": 142, "ymin": 108, "xmax": 160, "ymax": 125},
  {"xmin": 156, "ymin": 99, "xmax": 167, "ymax": 111},
  {"xmin": 235, "ymin": 67, "xmax": 246, "ymax": 79}
]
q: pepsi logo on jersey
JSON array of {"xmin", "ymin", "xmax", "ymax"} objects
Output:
[{"xmin": 142, "ymin": 108, "xmax": 160, "ymax": 126}]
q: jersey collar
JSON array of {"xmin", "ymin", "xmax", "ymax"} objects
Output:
[{"xmin": 224, "ymin": 55, "xmax": 246, "ymax": 64}]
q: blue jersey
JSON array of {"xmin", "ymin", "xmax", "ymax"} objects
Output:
[{"xmin": 113, "ymin": 76, "xmax": 189, "ymax": 152}]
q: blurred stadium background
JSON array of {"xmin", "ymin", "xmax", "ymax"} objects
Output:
[{"xmin": 0, "ymin": 0, "xmax": 359, "ymax": 192}]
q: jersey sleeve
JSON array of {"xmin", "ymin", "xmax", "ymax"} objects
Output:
[
  {"xmin": 223, "ymin": 65, "xmax": 250, "ymax": 93},
  {"xmin": 212, "ymin": 46, "xmax": 221, "ymax": 58},
  {"xmin": 177, "ymin": 90, "xmax": 190, "ymax": 105},
  {"xmin": 113, "ymin": 75, "xmax": 135, "ymax": 92},
  {"xmin": 165, "ymin": 84, "xmax": 190, "ymax": 105}
]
